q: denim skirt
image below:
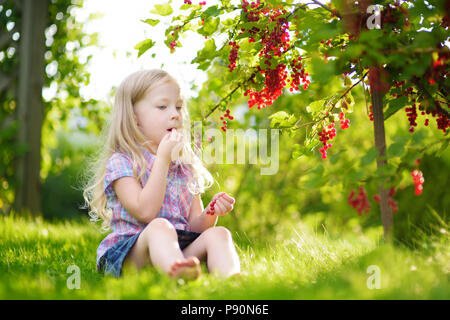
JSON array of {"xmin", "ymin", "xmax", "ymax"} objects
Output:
[{"xmin": 98, "ymin": 229, "xmax": 201, "ymax": 278}]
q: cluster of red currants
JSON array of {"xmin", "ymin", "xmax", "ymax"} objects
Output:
[
  {"xmin": 237, "ymin": 2, "xmax": 302, "ymax": 110},
  {"xmin": 368, "ymin": 105, "xmax": 374, "ymax": 121},
  {"xmin": 227, "ymin": 41, "xmax": 240, "ymax": 72},
  {"xmin": 318, "ymin": 120, "xmax": 336, "ymax": 159},
  {"xmin": 199, "ymin": 1, "xmax": 207, "ymax": 6},
  {"xmin": 373, "ymin": 187, "xmax": 398, "ymax": 214},
  {"xmin": 320, "ymin": 39, "xmax": 333, "ymax": 47},
  {"xmin": 205, "ymin": 194, "xmax": 225, "ymax": 215},
  {"xmin": 348, "ymin": 186, "xmax": 371, "ymax": 216},
  {"xmin": 220, "ymin": 109, "xmax": 234, "ymax": 132},
  {"xmin": 391, "ymin": 79, "xmax": 449, "ymax": 133},
  {"xmin": 349, "ymin": 186, "xmax": 399, "ymax": 216},
  {"xmin": 405, "ymin": 102, "xmax": 449, "ymax": 133},
  {"xmin": 421, "ymin": 102, "xmax": 450, "ymax": 133},
  {"xmin": 405, "ymin": 103, "xmax": 418, "ymax": 133},
  {"xmin": 259, "ymin": 16, "xmax": 290, "ymax": 60},
  {"xmin": 411, "ymin": 169, "xmax": 425, "ymax": 196},
  {"xmin": 183, "ymin": 0, "xmax": 192, "ymax": 5},
  {"xmin": 169, "ymin": 40, "xmax": 177, "ymax": 52},
  {"xmin": 242, "ymin": 0, "xmax": 262, "ymax": 21},
  {"xmin": 287, "ymin": 56, "xmax": 309, "ymax": 92},
  {"xmin": 434, "ymin": 109, "xmax": 450, "ymax": 133},
  {"xmin": 241, "ymin": 0, "xmax": 263, "ymax": 15},
  {"xmin": 245, "ymin": 63, "xmax": 289, "ymax": 110},
  {"xmin": 426, "ymin": 50, "xmax": 449, "ymax": 86},
  {"xmin": 339, "ymin": 112, "xmax": 350, "ymax": 129},
  {"xmin": 205, "ymin": 198, "xmax": 217, "ymax": 215}
]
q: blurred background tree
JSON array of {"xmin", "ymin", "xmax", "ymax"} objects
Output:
[{"xmin": 0, "ymin": 0, "xmax": 102, "ymax": 218}]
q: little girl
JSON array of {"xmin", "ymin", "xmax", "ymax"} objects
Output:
[{"xmin": 83, "ymin": 69, "xmax": 241, "ymax": 279}]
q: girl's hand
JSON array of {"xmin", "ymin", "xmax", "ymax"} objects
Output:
[
  {"xmin": 157, "ymin": 129, "xmax": 183, "ymax": 164},
  {"xmin": 205, "ymin": 192, "xmax": 235, "ymax": 216}
]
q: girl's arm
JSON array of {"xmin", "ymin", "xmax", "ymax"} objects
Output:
[
  {"xmin": 189, "ymin": 192, "xmax": 235, "ymax": 232},
  {"xmin": 113, "ymin": 156, "xmax": 170, "ymax": 223},
  {"xmin": 188, "ymin": 194, "xmax": 218, "ymax": 233}
]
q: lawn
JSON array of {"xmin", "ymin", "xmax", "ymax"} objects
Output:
[{"xmin": 0, "ymin": 213, "xmax": 448, "ymax": 300}]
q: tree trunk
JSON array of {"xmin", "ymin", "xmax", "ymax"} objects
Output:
[
  {"xmin": 15, "ymin": 0, "xmax": 49, "ymax": 215},
  {"xmin": 371, "ymin": 89, "xmax": 393, "ymax": 242}
]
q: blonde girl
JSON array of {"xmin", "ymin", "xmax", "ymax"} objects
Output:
[{"xmin": 83, "ymin": 69, "xmax": 240, "ymax": 279}]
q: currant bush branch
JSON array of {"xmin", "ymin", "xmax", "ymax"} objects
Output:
[
  {"xmin": 410, "ymin": 78, "xmax": 450, "ymax": 119},
  {"xmin": 310, "ymin": 0, "xmax": 341, "ymax": 19},
  {"xmin": 290, "ymin": 71, "xmax": 368, "ymax": 134},
  {"xmin": 203, "ymin": 2, "xmax": 314, "ymax": 120},
  {"xmin": 360, "ymin": 137, "xmax": 450, "ymax": 185},
  {"xmin": 330, "ymin": 71, "xmax": 369, "ymax": 113}
]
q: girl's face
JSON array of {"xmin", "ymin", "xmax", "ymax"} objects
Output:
[{"xmin": 134, "ymin": 80, "xmax": 184, "ymax": 154}]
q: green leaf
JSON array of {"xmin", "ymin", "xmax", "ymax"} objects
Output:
[
  {"xmin": 141, "ymin": 18, "xmax": 160, "ymax": 26},
  {"xmin": 134, "ymin": 39, "xmax": 155, "ymax": 57},
  {"xmin": 198, "ymin": 61, "xmax": 211, "ymax": 71},
  {"xmin": 306, "ymin": 100, "xmax": 325, "ymax": 115},
  {"xmin": 342, "ymin": 92, "xmax": 354, "ymax": 113},
  {"xmin": 269, "ymin": 111, "xmax": 297, "ymax": 128},
  {"xmin": 198, "ymin": 17, "xmax": 220, "ymax": 36},
  {"xmin": 387, "ymin": 142, "xmax": 405, "ymax": 158},
  {"xmin": 305, "ymin": 176, "xmax": 326, "ymax": 188},
  {"xmin": 222, "ymin": 18, "xmax": 236, "ymax": 26},
  {"xmin": 436, "ymin": 139, "xmax": 450, "ymax": 157},
  {"xmin": 292, "ymin": 144, "xmax": 304, "ymax": 159},
  {"xmin": 203, "ymin": 5, "xmax": 221, "ymax": 18},
  {"xmin": 375, "ymin": 163, "xmax": 397, "ymax": 181},
  {"xmin": 268, "ymin": 111, "xmax": 290, "ymax": 121},
  {"xmin": 360, "ymin": 147, "xmax": 378, "ymax": 166},
  {"xmin": 151, "ymin": 3, "xmax": 173, "ymax": 16},
  {"xmin": 192, "ymin": 38, "xmax": 217, "ymax": 64},
  {"xmin": 330, "ymin": 148, "xmax": 346, "ymax": 164},
  {"xmin": 384, "ymin": 96, "xmax": 408, "ymax": 120},
  {"xmin": 311, "ymin": 55, "xmax": 337, "ymax": 85},
  {"xmin": 411, "ymin": 130, "xmax": 426, "ymax": 144}
]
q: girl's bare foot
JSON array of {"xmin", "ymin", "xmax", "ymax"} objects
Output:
[{"xmin": 168, "ymin": 256, "xmax": 201, "ymax": 280}]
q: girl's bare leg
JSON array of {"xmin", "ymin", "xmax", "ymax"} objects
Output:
[
  {"xmin": 123, "ymin": 218, "xmax": 200, "ymax": 279},
  {"xmin": 182, "ymin": 226, "xmax": 240, "ymax": 278}
]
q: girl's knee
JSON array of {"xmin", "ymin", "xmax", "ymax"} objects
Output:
[
  {"xmin": 144, "ymin": 218, "xmax": 175, "ymax": 237},
  {"xmin": 205, "ymin": 226, "xmax": 233, "ymax": 242}
]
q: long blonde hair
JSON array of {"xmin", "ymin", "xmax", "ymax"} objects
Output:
[{"xmin": 83, "ymin": 69, "xmax": 214, "ymax": 231}]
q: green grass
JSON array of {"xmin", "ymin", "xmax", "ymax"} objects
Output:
[{"xmin": 0, "ymin": 213, "xmax": 448, "ymax": 299}]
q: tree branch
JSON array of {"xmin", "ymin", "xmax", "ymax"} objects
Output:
[
  {"xmin": 310, "ymin": 0, "xmax": 341, "ymax": 19},
  {"xmin": 291, "ymin": 71, "xmax": 369, "ymax": 133},
  {"xmin": 203, "ymin": 72, "xmax": 256, "ymax": 120},
  {"xmin": 410, "ymin": 77, "xmax": 450, "ymax": 119},
  {"xmin": 330, "ymin": 71, "xmax": 369, "ymax": 112}
]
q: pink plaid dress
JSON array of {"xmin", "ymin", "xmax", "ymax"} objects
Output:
[{"xmin": 96, "ymin": 147, "xmax": 194, "ymax": 270}]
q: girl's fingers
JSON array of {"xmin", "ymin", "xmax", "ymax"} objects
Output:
[
  {"xmin": 211, "ymin": 193, "xmax": 235, "ymax": 214},
  {"xmin": 214, "ymin": 200, "xmax": 228, "ymax": 215},
  {"xmin": 219, "ymin": 193, "xmax": 235, "ymax": 204},
  {"xmin": 219, "ymin": 197, "xmax": 234, "ymax": 213}
]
